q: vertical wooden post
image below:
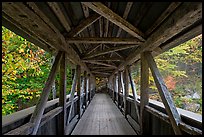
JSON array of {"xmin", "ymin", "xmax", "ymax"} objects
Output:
[
  {"xmin": 115, "ymin": 73, "xmax": 118, "ymax": 104},
  {"xmin": 140, "ymin": 52, "xmax": 149, "ymax": 135},
  {"xmin": 80, "ymin": 75, "xmax": 84, "ymax": 115},
  {"xmin": 127, "ymin": 66, "xmax": 140, "ymax": 122},
  {"xmin": 118, "ymin": 71, "xmax": 121, "ymax": 108},
  {"xmin": 66, "ymin": 68, "xmax": 77, "ymax": 134},
  {"xmin": 58, "ymin": 52, "xmax": 67, "ymax": 135},
  {"xmin": 120, "ymin": 71, "xmax": 125, "ymax": 110},
  {"xmin": 76, "ymin": 65, "xmax": 81, "ymax": 119},
  {"xmin": 124, "ymin": 67, "xmax": 129, "ymax": 118},
  {"xmin": 87, "ymin": 74, "xmax": 91, "ymax": 103},
  {"xmin": 112, "ymin": 75, "xmax": 115, "ymax": 101},
  {"xmin": 29, "ymin": 51, "xmax": 62, "ymax": 135},
  {"xmin": 145, "ymin": 51, "xmax": 182, "ymax": 135},
  {"xmin": 83, "ymin": 71, "xmax": 87, "ymax": 109}
]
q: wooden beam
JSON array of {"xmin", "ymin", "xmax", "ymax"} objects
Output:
[
  {"xmin": 66, "ymin": 69, "xmax": 77, "ymax": 134},
  {"xmin": 47, "ymin": 2, "xmax": 71, "ymax": 32},
  {"xmin": 134, "ymin": 2, "xmax": 153, "ymax": 27},
  {"xmin": 3, "ymin": 2, "xmax": 93, "ymax": 76},
  {"xmin": 91, "ymin": 71, "xmax": 111, "ymax": 76},
  {"xmin": 83, "ymin": 71, "xmax": 87, "ymax": 109},
  {"xmin": 110, "ymin": 2, "xmax": 133, "ymax": 58},
  {"xmin": 82, "ymin": 2, "xmax": 145, "ymax": 41},
  {"xmin": 29, "ymin": 51, "xmax": 62, "ymax": 135},
  {"xmin": 117, "ymin": 72, "xmax": 121, "ymax": 108},
  {"xmin": 82, "ymin": 60, "xmax": 117, "ymax": 68},
  {"xmin": 81, "ymin": 3, "xmax": 95, "ymax": 37},
  {"xmin": 104, "ymin": 44, "xmax": 125, "ymax": 59},
  {"xmin": 2, "ymin": 12, "xmax": 52, "ymax": 53},
  {"xmin": 87, "ymin": 74, "xmax": 91, "ymax": 102},
  {"xmin": 157, "ymin": 24, "xmax": 202, "ymax": 55},
  {"xmin": 127, "ymin": 66, "xmax": 140, "ymax": 122},
  {"xmin": 90, "ymin": 66, "xmax": 114, "ymax": 69},
  {"xmin": 103, "ymin": 2, "xmax": 111, "ymax": 37},
  {"xmin": 145, "ymin": 2, "xmax": 182, "ymax": 36},
  {"xmin": 86, "ymin": 44, "xmax": 102, "ymax": 55},
  {"xmin": 145, "ymin": 51, "xmax": 182, "ymax": 135},
  {"xmin": 58, "ymin": 52, "xmax": 67, "ymax": 135},
  {"xmin": 112, "ymin": 75, "xmax": 116, "ymax": 102},
  {"xmin": 116, "ymin": 2, "xmax": 133, "ymax": 38},
  {"xmin": 140, "ymin": 52, "xmax": 149, "ymax": 135},
  {"xmin": 110, "ymin": 2, "xmax": 202, "ymax": 76},
  {"xmin": 124, "ymin": 67, "xmax": 129, "ymax": 118},
  {"xmin": 66, "ymin": 13, "xmax": 101, "ymax": 37},
  {"xmin": 85, "ymin": 58, "xmax": 124, "ymax": 62},
  {"xmin": 99, "ymin": 17, "xmax": 103, "ymax": 37},
  {"xmin": 76, "ymin": 65, "xmax": 81, "ymax": 119},
  {"xmin": 66, "ymin": 37, "xmax": 143, "ymax": 44},
  {"xmin": 83, "ymin": 44, "xmax": 138, "ymax": 59},
  {"xmin": 145, "ymin": 105, "xmax": 202, "ymax": 135}
]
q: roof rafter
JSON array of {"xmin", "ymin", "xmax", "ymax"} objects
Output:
[
  {"xmin": 66, "ymin": 13, "xmax": 101, "ymax": 37},
  {"xmin": 82, "ymin": 2, "xmax": 146, "ymax": 41},
  {"xmin": 66, "ymin": 37, "xmax": 143, "ymax": 44},
  {"xmin": 145, "ymin": 2, "xmax": 182, "ymax": 36},
  {"xmin": 82, "ymin": 60, "xmax": 117, "ymax": 68},
  {"xmin": 47, "ymin": 2, "xmax": 71, "ymax": 32},
  {"xmin": 2, "ymin": 2, "xmax": 93, "ymax": 76},
  {"xmin": 83, "ymin": 44, "xmax": 138, "ymax": 59},
  {"xmin": 110, "ymin": 2, "xmax": 202, "ymax": 77}
]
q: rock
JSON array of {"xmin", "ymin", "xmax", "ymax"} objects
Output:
[
  {"xmin": 192, "ymin": 92, "xmax": 200, "ymax": 99},
  {"xmin": 184, "ymin": 103, "xmax": 200, "ymax": 112},
  {"xmin": 184, "ymin": 94, "xmax": 192, "ymax": 99}
]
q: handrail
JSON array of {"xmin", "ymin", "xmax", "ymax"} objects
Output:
[{"xmin": 2, "ymin": 93, "xmax": 78, "ymax": 134}]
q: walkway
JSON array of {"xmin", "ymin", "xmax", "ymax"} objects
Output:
[{"xmin": 71, "ymin": 93, "xmax": 137, "ymax": 135}]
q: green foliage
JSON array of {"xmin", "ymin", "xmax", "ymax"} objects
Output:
[
  {"xmin": 132, "ymin": 35, "xmax": 202, "ymax": 114},
  {"xmin": 2, "ymin": 26, "xmax": 52, "ymax": 115},
  {"xmin": 2, "ymin": 26, "xmax": 73, "ymax": 115}
]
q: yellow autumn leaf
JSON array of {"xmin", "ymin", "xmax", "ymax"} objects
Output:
[{"xmin": 19, "ymin": 49, "xmax": 24, "ymax": 53}]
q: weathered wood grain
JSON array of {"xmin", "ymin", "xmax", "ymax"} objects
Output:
[
  {"xmin": 83, "ymin": 44, "xmax": 138, "ymax": 59},
  {"xmin": 128, "ymin": 66, "xmax": 140, "ymax": 122},
  {"xmin": 66, "ymin": 13, "xmax": 101, "ymax": 37},
  {"xmin": 76, "ymin": 65, "xmax": 81, "ymax": 119},
  {"xmin": 145, "ymin": 2, "xmax": 182, "ymax": 36},
  {"xmin": 29, "ymin": 51, "xmax": 62, "ymax": 135},
  {"xmin": 47, "ymin": 2, "xmax": 71, "ymax": 32},
  {"xmin": 140, "ymin": 52, "xmax": 149, "ymax": 135},
  {"xmin": 71, "ymin": 93, "xmax": 137, "ymax": 135},
  {"xmin": 66, "ymin": 37, "xmax": 143, "ymax": 44},
  {"xmin": 110, "ymin": 2, "xmax": 202, "ymax": 77},
  {"xmin": 145, "ymin": 51, "xmax": 182, "ymax": 135},
  {"xmin": 58, "ymin": 52, "xmax": 67, "ymax": 135},
  {"xmin": 82, "ymin": 2, "xmax": 145, "ymax": 41},
  {"xmin": 82, "ymin": 60, "xmax": 117, "ymax": 68}
]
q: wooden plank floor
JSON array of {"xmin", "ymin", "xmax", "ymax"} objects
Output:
[{"xmin": 71, "ymin": 93, "xmax": 137, "ymax": 135}]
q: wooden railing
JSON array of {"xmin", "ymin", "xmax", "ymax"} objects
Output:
[
  {"xmin": 107, "ymin": 88, "xmax": 202, "ymax": 135},
  {"xmin": 2, "ymin": 89, "xmax": 95, "ymax": 135}
]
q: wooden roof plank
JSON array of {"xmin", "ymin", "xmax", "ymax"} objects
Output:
[
  {"xmin": 2, "ymin": 2, "xmax": 93, "ymax": 76},
  {"xmin": 47, "ymin": 2, "xmax": 71, "ymax": 32},
  {"xmin": 134, "ymin": 2, "xmax": 153, "ymax": 27},
  {"xmin": 82, "ymin": 2, "xmax": 145, "ymax": 41},
  {"xmin": 145, "ymin": 2, "xmax": 182, "ymax": 36},
  {"xmin": 110, "ymin": 2, "xmax": 202, "ymax": 76},
  {"xmin": 116, "ymin": 2, "xmax": 133, "ymax": 38},
  {"xmin": 81, "ymin": 3, "xmax": 95, "ymax": 37}
]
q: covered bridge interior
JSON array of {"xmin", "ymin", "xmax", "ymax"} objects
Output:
[{"xmin": 2, "ymin": 2, "xmax": 202, "ymax": 135}]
